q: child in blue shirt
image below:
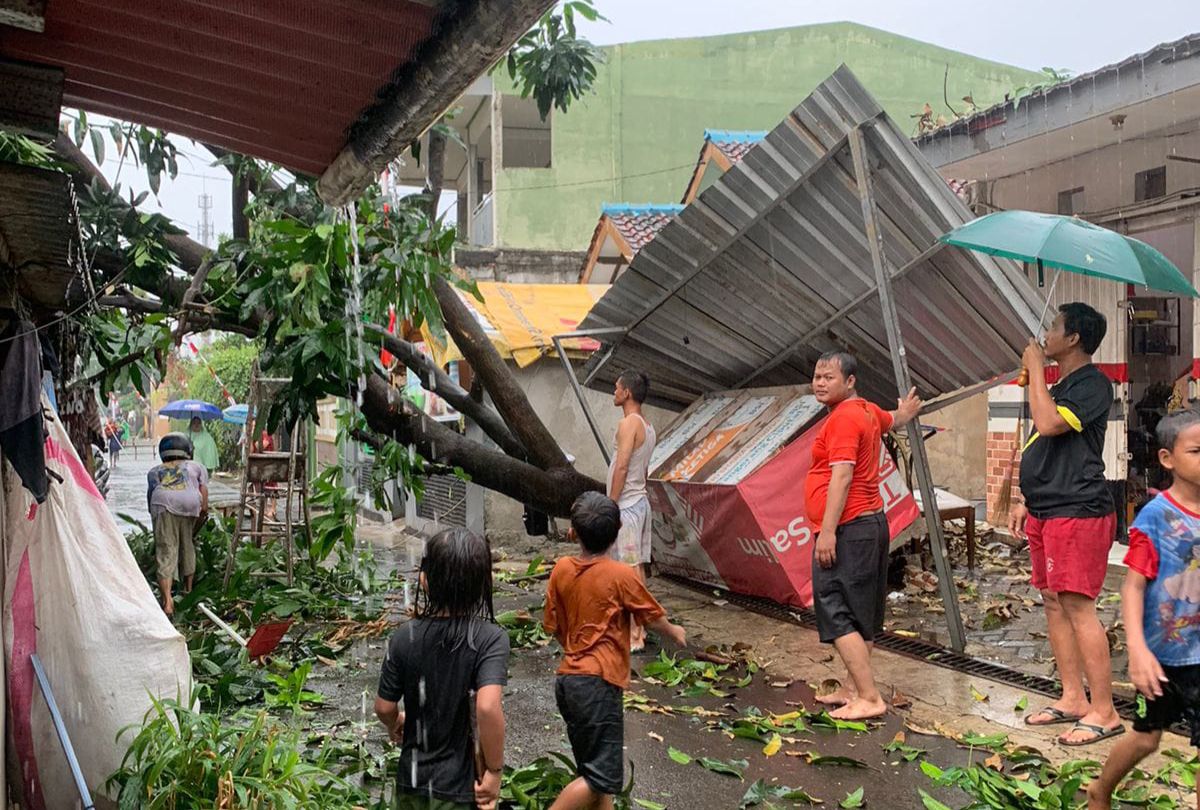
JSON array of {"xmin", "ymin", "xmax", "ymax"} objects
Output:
[{"xmin": 1089, "ymin": 410, "xmax": 1200, "ymax": 809}]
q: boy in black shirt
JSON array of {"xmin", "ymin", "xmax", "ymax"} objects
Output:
[
  {"xmin": 376, "ymin": 528, "xmax": 509, "ymax": 809},
  {"xmin": 1011, "ymin": 302, "xmax": 1121, "ymax": 747}
]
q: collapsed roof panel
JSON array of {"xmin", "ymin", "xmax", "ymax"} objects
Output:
[{"xmin": 579, "ymin": 66, "xmax": 1045, "ymax": 411}]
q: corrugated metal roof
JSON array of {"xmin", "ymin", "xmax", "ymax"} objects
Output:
[
  {"xmin": 0, "ymin": 0, "xmax": 441, "ymax": 175},
  {"xmin": 0, "ymin": 160, "xmax": 82, "ymax": 310},
  {"xmin": 579, "ymin": 66, "xmax": 1045, "ymax": 411}
]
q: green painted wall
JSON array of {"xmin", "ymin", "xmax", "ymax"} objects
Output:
[{"xmin": 494, "ymin": 22, "xmax": 1041, "ymax": 250}]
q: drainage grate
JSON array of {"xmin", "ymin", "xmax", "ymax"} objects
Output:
[{"xmin": 664, "ymin": 575, "xmax": 1150, "ymax": 726}]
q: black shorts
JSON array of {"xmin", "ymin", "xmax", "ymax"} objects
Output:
[
  {"xmin": 555, "ymin": 674, "xmax": 624, "ymax": 795},
  {"xmin": 1133, "ymin": 664, "xmax": 1200, "ymax": 745},
  {"xmin": 812, "ymin": 512, "xmax": 889, "ymax": 644}
]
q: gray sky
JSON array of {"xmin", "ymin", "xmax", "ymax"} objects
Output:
[{"xmin": 103, "ymin": 0, "xmax": 1195, "ymax": 245}]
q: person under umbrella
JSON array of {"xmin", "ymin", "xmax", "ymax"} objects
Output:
[{"xmin": 188, "ymin": 416, "xmax": 220, "ymax": 473}]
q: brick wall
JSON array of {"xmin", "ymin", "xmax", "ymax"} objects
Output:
[{"xmin": 986, "ymin": 429, "xmax": 1020, "ymax": 519}]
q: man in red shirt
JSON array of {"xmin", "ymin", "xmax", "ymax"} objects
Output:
[{"xmin": 805, "ymin": 351, "xmax": 921, "ymax": 720}]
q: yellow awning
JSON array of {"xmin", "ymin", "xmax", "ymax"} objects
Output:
[{"xmin": 420, "ymin": 281, "xmax": 609, "ymax": 368}]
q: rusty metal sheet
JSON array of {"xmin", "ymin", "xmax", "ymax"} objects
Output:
[{"xmin": 579, "ymin": 66, "xmax": 1044, "ymax": 411}]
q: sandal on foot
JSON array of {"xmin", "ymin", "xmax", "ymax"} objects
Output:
[
  {"xmin": 1024, "ymin": 706, "xmax": 1083, "ymax": 726},
  {"xmin": 1057, "ymin": 721, "xmax": 1125, "ymax": 747}
]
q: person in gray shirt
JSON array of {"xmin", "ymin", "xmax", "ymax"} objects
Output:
[{"xmin": 147, "ymin": 432, "xmax": 208, "ymax": 616}]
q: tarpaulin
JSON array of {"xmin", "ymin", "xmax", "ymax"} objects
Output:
[
  {"xmin": 420, "ymin": 281, "xmax": 608, "ymax": 368},
  {"xmin": 647, "ymin": 387, "xmax": 919, "ymax": 608},
  {"xmin": 1, "ymin": 396, "xmax": 191, "ymax": 808}
]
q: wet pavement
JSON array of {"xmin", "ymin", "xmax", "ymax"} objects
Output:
[{"xmin": 299, "ymin": 523, "xmax": 1193, "ymax": 809}]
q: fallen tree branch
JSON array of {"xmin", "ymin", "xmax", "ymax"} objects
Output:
[
  {"xmin": 432, "ymin": 276, "xmax": 569, "ymax": 470},
  {"xmin": 361, "ymin": 375, "xmax": 601, "ymax": 517},
  {"xmin": 365, "ymin": 323, "xmax": 526, "ymax": 459}
]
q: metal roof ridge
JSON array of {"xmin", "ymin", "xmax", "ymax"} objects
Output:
[{"xmin": 915, "ymin": 31, "xmax": 1200, "ymax": 144}]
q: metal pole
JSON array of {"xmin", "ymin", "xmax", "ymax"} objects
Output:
[
  {"xmin": 551, "ymin": 335, "xmax": 611, "ymax": 465},
  {"xmin": 198, "ymin": 602, "xmax": 249, "ymax": 647},
  {"xmin": 849, "ymin": 126, "xmax": 966, "ymax": 652},
  {"xmin": 30, "ymin": 654, "xmax": 96, "ymax": 810}
]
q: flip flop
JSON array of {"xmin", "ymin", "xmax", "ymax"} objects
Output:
[
  {"xmin": 1024, "ymin": 706, "xmax": 1083, "ymax": 726},
  {"xmin": 1058, "ymin": 721, "xmax": 1126, "ymax": 747}
]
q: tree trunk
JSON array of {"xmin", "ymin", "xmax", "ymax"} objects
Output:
[
  {"xmin": 232, "ymin": 175, "xmax": 250, "ymax": 240},
  {"xmin": 432, "ymin": 275, "xmax": 570, "ymax": 471},
  {"xmin": 366, "ymin": 324, "xmax": 526, "ymax": 459},
  {"xmin": 361, "ymin": 375, "xmax": 601, "ymax": 516},
  {"xmin": 423, "ymin": 126, "xmax": 447, "ymax": 222}
]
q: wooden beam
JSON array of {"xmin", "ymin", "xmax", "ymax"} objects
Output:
[
  {"xmin": 317, "ymin": 0, "xmax": 556, "ymax": 206},
  {"xmin": 0, "ymin": 59, "xmax": 61, "ymax": 139}
]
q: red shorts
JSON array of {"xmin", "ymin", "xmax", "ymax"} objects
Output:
[{"xmin": 1026, "ymin": 513, "xmax": 1116, "ymax": 599}]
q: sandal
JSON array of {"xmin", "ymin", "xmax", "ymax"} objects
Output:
[
  {"xmin": 1024, "ymin": 706, "xmax": 1083, "ymax": 726},
  {"xmin": 1057, "ymin": 721, "xmax": 1125, "ymax": 747}
]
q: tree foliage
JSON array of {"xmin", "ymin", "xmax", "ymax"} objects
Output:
[{"xmin": 506, "ymin": 0, "xmax": 607, "ymax": 119}]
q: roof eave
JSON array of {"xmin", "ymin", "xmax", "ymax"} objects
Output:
[{"xmin": 317, "ymin": 0, "xmax": 556, "ymax": 206}]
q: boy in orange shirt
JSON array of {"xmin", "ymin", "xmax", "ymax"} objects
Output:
[{"xmin": 545, "ymin": 492, "xmax": 687, "ymax": 810}]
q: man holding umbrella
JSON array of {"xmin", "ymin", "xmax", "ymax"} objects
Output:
[{"xmin": 1011, "ymin": 303, "xmax": 1123, "ymax": 746}]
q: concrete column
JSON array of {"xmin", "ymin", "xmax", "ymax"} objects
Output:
[
  {"xmin": 466, "ymin": 139, "xmax": 479, "ymax": 243},
  {"xmin": 490, "ymin": 89, "xmax": 503, "ymax": 247}
]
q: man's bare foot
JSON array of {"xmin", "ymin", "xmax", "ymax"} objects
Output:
[
  {"xmin": 815, "ymin": 685, "xmax": 855, "ymax": 706},
  {"xmin": 829, "ymin": 696, "xmax": 887, "ymax": 720},
  {"xmin": 162, "ymin": 600, "xmax": 174, "ymax": 617},
  {"xmin": 1085, "ymin": 781, "xmax": 1112, "ymax": 809}
]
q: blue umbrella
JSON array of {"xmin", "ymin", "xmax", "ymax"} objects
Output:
[
  {"xmin": 222, "ymin": 403, "xmax": 250, "ymax": 425},
  {"xmin": 160, "ymin": 399, "xmax": 223, "ymax": 421}
]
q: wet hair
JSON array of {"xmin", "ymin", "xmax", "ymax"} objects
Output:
[
  {"xmin": 414, "ymin": 528, "xmax": 496, "ymax": 650},
  {"xmin": 816, "ymin": 351, "xmax": 857, "ymax": 380},
  {"xmin": 571, "ymin": 491, "xmax": 621, "ymax": 554},
  {"xmin": 617, "ymin": 370, "xmax": 649, "ymax": 404},
  {"xmin": 1059, "ymin": 302, "xmax": 1107, "ymax": 355},
  {"xmin": 1157, "ymin": 409, "xmax": 1200, "ymax": 452}
]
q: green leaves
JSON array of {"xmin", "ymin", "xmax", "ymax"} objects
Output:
[
  {"xmin": 504, "ymin": 0, "xmax": 607, "ymax": 120},
  {"xmin": 263, "ymin": 660, "xmax": 324, "ymax": 716},
  {"xmin": 840, "ymin": 786, "xmax": 866, "ymax": 808},
  {"xmin": 697, "ymin": 756, "xmax": 748, "ymax": 779},
  {"xmin": 739, "ymin": 780, "xmax": 822, "ymax": 807},
  {"xmin": 667, "ymin": 747, "xmax": 692, "ymax": 765},
  {"xmin": 104, "ymin": 698, "xmax": 372, "ymax": 808},
  {"xmin": 665, "ymin": 747, "xmax": 745, "ymax": 780}
]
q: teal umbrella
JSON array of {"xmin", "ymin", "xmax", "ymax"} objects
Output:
[{"xmin": 940, "ymin": 210, "xmax": 1198, "ymax": 297}]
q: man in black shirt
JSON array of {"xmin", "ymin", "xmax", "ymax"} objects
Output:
[{"xmin": 1010, "ymin": 302, "xmax": 1122, "ymax": 747}]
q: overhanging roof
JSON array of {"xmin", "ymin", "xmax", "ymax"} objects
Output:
[
  {"xmin": 0, "ymin": 0, "xmax": 554, "ymax": 204},
  {"xmin": 578, "ymin": 66, "xmax": 1045, "ymax": 411}
]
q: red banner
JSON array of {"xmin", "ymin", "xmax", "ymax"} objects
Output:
[{"xmin": 651, "ymin": 415, "xmax": 919, "ymax": 608}]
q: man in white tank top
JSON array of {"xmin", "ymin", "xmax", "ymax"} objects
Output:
[{"xmin": 608, "ymin": 370, "xmax": 657, "ymax": 651}]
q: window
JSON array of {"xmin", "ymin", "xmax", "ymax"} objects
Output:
[
  {"xmin": 501, "ymin": 96, "xmax": 551, "ymax": 169},
  {"xmin": 1134, "ymin": 166, "xmax": 1166, "ymax": 202},
  {"xmin": 1057, "ymin": 187, "xmax": 1085, "ymax": 215}
]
